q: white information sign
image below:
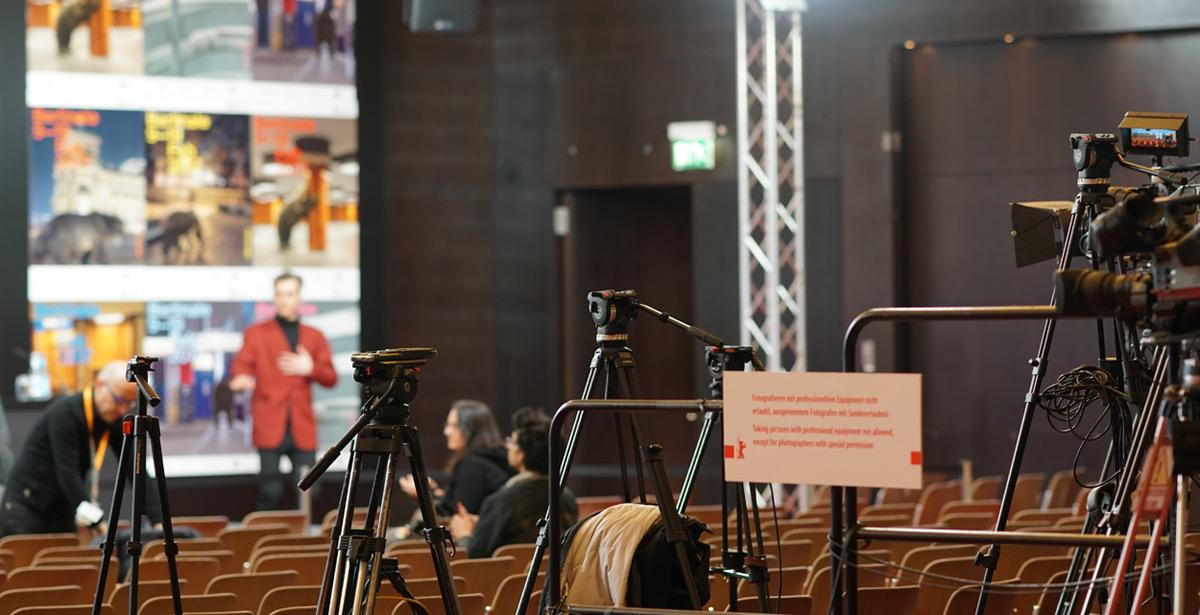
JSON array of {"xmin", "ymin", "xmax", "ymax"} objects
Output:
[{"xmin": 723, "ymin": 371, "xmax": 923, "ymax": 489}]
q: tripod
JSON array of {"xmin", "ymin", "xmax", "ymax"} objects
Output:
[
  {"xmin": 703, "ymin": 346, "xmax": 774, "ymax": 613},
  {"xmin": 973, "ymin": 134, "xmax": 1137, "ymax": 615},
  {"xmin": 517, "ymin": 290, "xmax": 713, "ymax": 614},
  {"xmin": 91, "ymin": 357, "xmax": 185, "ymax": 615},
  {"xmin": 299, "ymin": 348, "xmax": 459, "ymax": 615}
]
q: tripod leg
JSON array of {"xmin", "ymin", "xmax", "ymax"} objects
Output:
[
  {"xmin": 612, "ymin": 352, "xmax": 647, "ymax": 502},
  {"xmin": 515, "ymin": 360, "xmax": 601, "ymax": 615},
  {"xmin": 92, "ymin": 423, "xmax": 130, "ymax": 615},
  {"xmin": 1077, "ymin": 359, "xmax": 1170, "ymax": 614},
  {"xmin": 747, "ymin": 484, "xmax": 771, "ymax": 613},
  {"xmin": 606, "ymin": 359, "xmax": 633, "ymax": 502},
  {"xmin": 628, "ymin": 416, "xmax": 648, "ymax": 502},
  {"xmin": 846, "ymin": 486, "xmax": 858, "ymax": 615},
  {"xmin": 405, "ymin": 425, "xmax": 461, "ymax": 615},
  {"xmin": 1174, "ymin": 475, "xmax": 1188, "ymax": 615},
  {"xmin": 724, "ymin": 482, "xmax": 738, "ymax": 611},
  {"xmin": 318, "ymin": 449, "xmax": 363, "ymax": 615},
  {"xmin": 146, "ymin": 420, "xmax": 183, "ymax": 615},
  {"xmin": 128, "ymin": 416, "xmax": 148, "ymax": 615},
  {"xmin": 831, "ymin": 485, "xmax": 843, "ymax": 615},
  {"xmin": 328, "ymin": 446, "xmax": 364, "ymax": 615},
  {"xmin": 975, "ymin": 202, "xmax": 1090, "ymax": 615},
  {"xmin": 678, "ymin": 409, "xmax": 718, "ymax": 513},
  {"xmin": 355, "ymin": 450, "xmax": 400, "ymax": 615},
  {"xmin": 346, "ymin": 454, "xmax": 389, "ymax": 615},
  {"xmin": 624, "ymin": 409, "xmax": 703, "ymax": 609}
]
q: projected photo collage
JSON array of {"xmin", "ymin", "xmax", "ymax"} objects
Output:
[
  {"xmin": 25, "ymin": 1, "xmax": 361, "ymax": 471},
  {"xmin": 27, "ymin": 0, "xmax": 356, "ymax": 84},
  {"xmin": 29, "ymin": 109, "xmax": 359, "ymax": 268}
]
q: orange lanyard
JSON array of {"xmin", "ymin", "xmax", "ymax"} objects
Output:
[{"xmin": 83, "ymin": 387, "xmax": 110, "ymax": 503}]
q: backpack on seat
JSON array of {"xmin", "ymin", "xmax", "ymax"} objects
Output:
[{"xmin": 546, "ymin": 503, "xmax": 710, "ymax": 612}]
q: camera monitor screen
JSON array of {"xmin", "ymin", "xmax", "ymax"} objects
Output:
[
  {"xmin": 1119, "ymin": 111, "xmax": 1189, "ymax": 158},
  {"xmin": 1128, "ymin": 128, "xmax": 1178, "ymax": 152},
  {"xmin": 24, "ymin": 0, "xmax": 361, "ymax": 477}
]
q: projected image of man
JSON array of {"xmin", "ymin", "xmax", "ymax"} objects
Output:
[{"xmin": 230, "ymin": 272, "xmax": 337, "ymax": 510}]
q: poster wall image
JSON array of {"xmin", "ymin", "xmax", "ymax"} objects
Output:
[
  {"xmin": 250, "ymin": 116, "xmax": 358, "ymax": 267},
  {"xmin": 145, "ymin": 111, "xmax": 251, "ymax": 266},
  {"xmin": 27, "ymin": 0, "xmax": 145, "ymax": 74},
  {"xmin": 143, "ymin": 0, "xmax": 252, "ymax": 78},
  {"xmin": 28, "ymin": 108, "xmax": 146, "ymax": 265},
  {"xmin": 252, "ymin": 0, "xmax": 355, "ymax": 85}
]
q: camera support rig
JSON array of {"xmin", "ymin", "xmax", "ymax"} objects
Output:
[
  {"xmin": 92, "ymin": 357, "xmax": 185, "ymax": 615},
  {"xmin": 518, "ymin": 289, "xmax": 757, "ymax": 614},
  {"xmin": 972, "ymin": 132, "xmax": 1140, "ymax": 615},
  {"xmin": 300, "ymin": 348, "xmax": 459, "ymax": 615}
]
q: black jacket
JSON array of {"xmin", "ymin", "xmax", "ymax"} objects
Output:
[
  {"xmin": 0, "ymin": 393, "xmax": 162, "ymax": 536},
  {"xmin": 436, "ymin": 446, "xmax": 514, "ymax": 518},
  {"xmin": 468, "ymin": 474, "xmax": 578, "ymax": 558}
]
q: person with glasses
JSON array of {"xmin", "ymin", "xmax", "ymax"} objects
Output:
[
  {"xmin": 0, "ymin": 360, "xmax": 162, "ymax": 537},
  {"xmin": 447, "ymin": 407, "xmax": 579, "ymax": 557}
]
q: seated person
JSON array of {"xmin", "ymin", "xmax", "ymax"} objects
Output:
[
  {"xmin": 448, "ymin": 407, "xmax": 578, "ymax": 557},
  {"xmin": 396, "ymin": 400, "xmax": 513, "ymax": 537}
]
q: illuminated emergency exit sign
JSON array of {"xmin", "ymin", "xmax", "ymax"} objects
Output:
[{"xmin": 668, "ymin": 121, "xmax": 716, "ymax": 171}]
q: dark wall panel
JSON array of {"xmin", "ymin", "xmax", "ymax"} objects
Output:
[
  {"xmin": 0, "ymin": 0, "xmax": 29, "ymax": 399},
  {"xmin": 492, "ymin": 0, "xmax": 559, "ymax": 416},
  {"xmin": 372, "ymin": 2, "xmax": 498, "ymax": 475},
  {"xmin": 549, "ymin": 0, "xmax": 737, "ymax": 188}
]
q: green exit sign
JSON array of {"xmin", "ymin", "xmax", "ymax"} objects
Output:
[
  {"xmin": 671, "ymin": 139, "xmax": 715, "ymax": 171},
  {"xmin": 668, "ymin": 121, "xmax": 717, "ymax": 171}
]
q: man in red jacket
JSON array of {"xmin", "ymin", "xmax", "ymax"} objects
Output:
[{"xmin": 230, "ymin": 272, "xmax": 338, "ymax": 510}]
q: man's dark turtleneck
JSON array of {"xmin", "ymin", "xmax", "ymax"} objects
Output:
[{"xmin": 276, "ymin": 316, "xmax": 299, "ymax": 351}]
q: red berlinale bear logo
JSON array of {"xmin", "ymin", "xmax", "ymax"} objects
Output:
[{"xmin": 724, "ymin": 438, "xmax": 748, "ymax": 459}]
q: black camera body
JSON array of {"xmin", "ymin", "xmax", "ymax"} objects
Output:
[{"xmin": 1056, "ymin": 189, "xmax": 1200, "ymax": 338}]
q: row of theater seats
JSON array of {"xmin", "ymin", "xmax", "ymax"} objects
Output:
[
  {"xmin": 0, "ymin": 509, "xmax": 545, "ymax": 615},
  {"xmin": 674, "ymin": 471, "xmax": 1187, "ymax": 615},
  {"xmin": 0, "ymin": 469, "xmax": 1157, "ymax": 615}
]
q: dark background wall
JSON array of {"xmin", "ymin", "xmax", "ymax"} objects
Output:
[{"xmin": 10, "ymin": 0, "xmax": 1200, "ymax": 520}]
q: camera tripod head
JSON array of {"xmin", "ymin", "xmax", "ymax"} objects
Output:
[
  {"xmin": 125, "ymin": 356, "xmax": 161, "ymax": 408},
  {"xmin": 588, "ymin": 290, "xmax": 639, "ymax": 342},
  {"xmin": 1072, "ymin": 133, "xmax": 1119, "ymax": 195},
  {"xmin": 299, "ymin": 347, "xmax": 438, "ymax": 491},
  {"xmin": 588, "ymin": 288, "xmax": 726, "ymax": 347},
  {"xmin": 351, "ymin": 347, "xmax": 435, "ymax": 405},
  {"xmin": 706, "ymin": 345, "xmax": 764, "ymax": 398}
]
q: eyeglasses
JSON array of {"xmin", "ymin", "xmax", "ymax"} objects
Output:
[{"xmin": 104, "ymin": 383, "xmax": 135, "ymax": 408}]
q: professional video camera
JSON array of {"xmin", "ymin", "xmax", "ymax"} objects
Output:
[{"xmin": 1047, "ymin": 113, "xmax": 1200, "ymax": 341}]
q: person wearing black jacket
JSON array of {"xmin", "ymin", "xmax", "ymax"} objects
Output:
[
  {"xmin": 449, "ymin": 408, "xmax": 578, "ymax": 558},
  {"xmin": 0, "ymin": 361, "xmax": 162, "ymax": 537},
  {"xmin": 395, "ymin": 399, "xmax": 512, "ymax": 536}
]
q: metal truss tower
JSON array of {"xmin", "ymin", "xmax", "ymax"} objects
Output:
[{"xmin": 736, "ymin": 0, "xmax": 806, "ymax": 371}]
